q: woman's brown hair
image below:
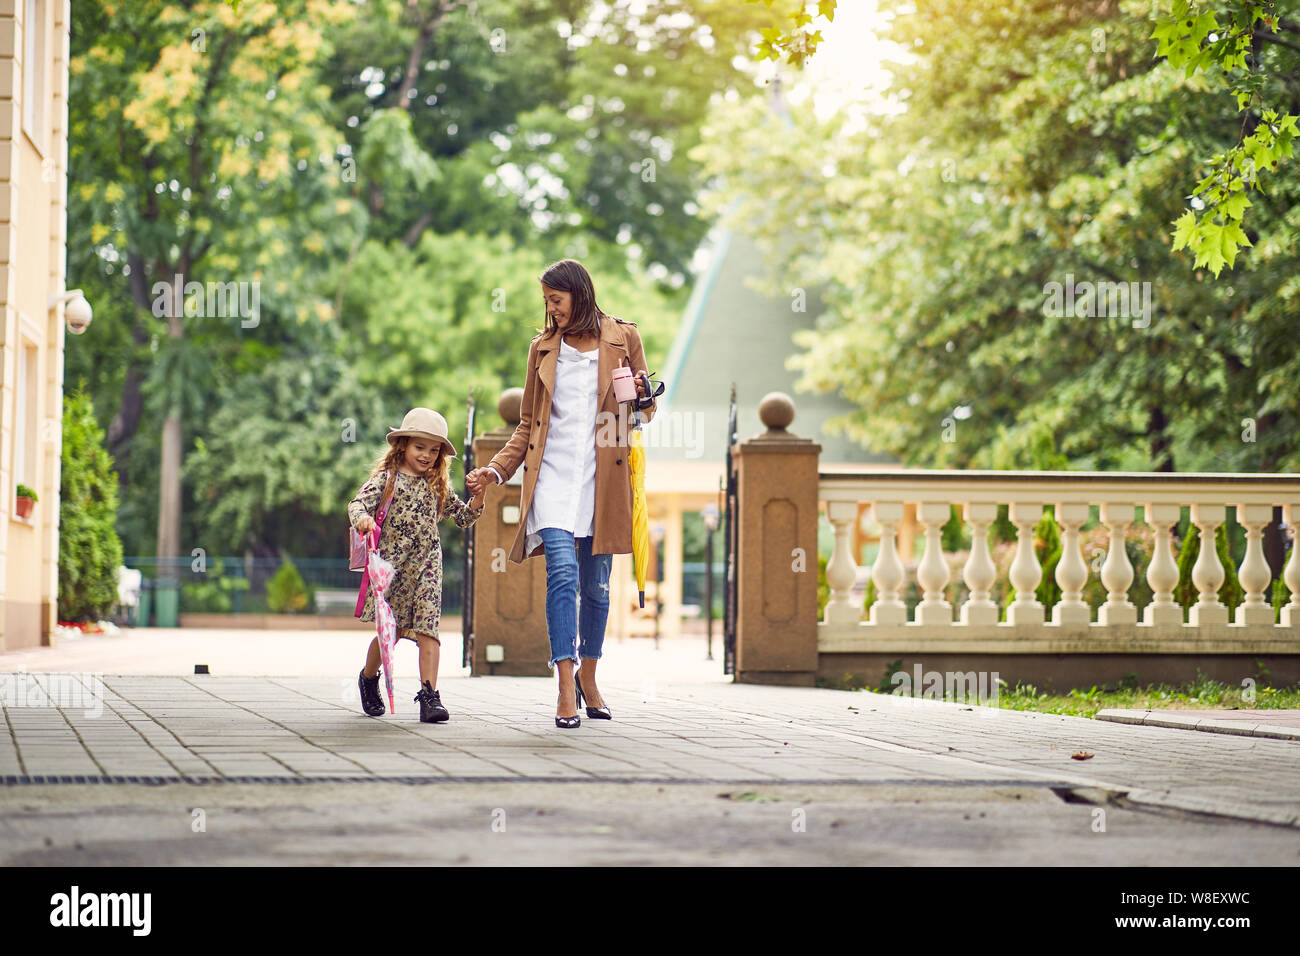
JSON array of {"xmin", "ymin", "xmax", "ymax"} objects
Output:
[
  {"xmin": 539, "ymin": 258, "xmax": 604, "ymax": 337},
  {"xmin": 366, "ymin": 436, "xmax": 452, "ymax": 516}
]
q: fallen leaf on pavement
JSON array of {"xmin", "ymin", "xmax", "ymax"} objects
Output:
[{"xmin": 1071, "ymin": 751, "xmax": 1095, "ymax": 760}]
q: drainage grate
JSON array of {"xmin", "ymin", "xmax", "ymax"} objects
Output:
[{"xmin": 0, "ymin": 774, "xmax": 1073, "ymax": 787}]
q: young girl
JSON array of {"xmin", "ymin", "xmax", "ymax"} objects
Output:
[{"xmin": 347, "ymin": 407, "xmax": 485, "ymax": 723}]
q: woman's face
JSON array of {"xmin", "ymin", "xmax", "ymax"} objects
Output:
[
  {"xmin": 542, "ymin": 285, "xmax": 572, "ymax": 329},
  {"xmin": 404, "ymin": 438, "xmax": 440, "ymax": 475}
]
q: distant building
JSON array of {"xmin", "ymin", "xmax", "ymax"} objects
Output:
[{"xmin": 1, "ymin": 0, "xmax": 71, "ymax": 650}]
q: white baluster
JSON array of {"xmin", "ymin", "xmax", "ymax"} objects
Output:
[
  {"xmin": 1234, "ymin": 504, "xmax": 1274, "ymax": 626},
  {"xmin": 824, "ymin": 501, "xmax": 860, "ymax": 625},
  {"xmin": 1052, "ymin": 503, "xmax": 1091, "ymax": 628},
  {"xmin": 914, "ymin": 503, "xmax": 953, "ymax": 625},
  {"xmin": 960, "ymin": 502, "xmax": 998, "ymax": 626},
  {"xmin": 1098, "ymin": 503, "xmax": 1136, "ymax": 626},
  {"xmin": 1007, "ymin": 502, "xmax": 1044, "ymax": 626},
  {"xmin": 1188, "ymin": 503, "xmax": 1228, "ymax": 626},
  {"xmin": 1282, "ymin": 504, "xmax": 1300, "ymax": 627},
  {"xmin": 1143, "ymin": 503, "xmax": 1182, "ymax": 626},
  {"xmin": 870, "ymin": 502, "xmax": 907, "ymax": 625}
]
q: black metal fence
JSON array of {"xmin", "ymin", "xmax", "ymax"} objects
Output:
[{"xmin": 123, "ymin": 555, "xmax": 464, "ymax": 617}]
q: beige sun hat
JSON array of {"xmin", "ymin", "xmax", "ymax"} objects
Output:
[{"xmin": 386, "ymin": 407, "xmax": 458, "ymax": 459}]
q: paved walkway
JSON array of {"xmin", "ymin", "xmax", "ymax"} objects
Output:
[
  {"xmin": 1, "ymin": 661, "xmax": 1297, "ymax": 829},
  {"xmin": 2, "ymin": 627, "xmax": 1299, "ymax": 860}
]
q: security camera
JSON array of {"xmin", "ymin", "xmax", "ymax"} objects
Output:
[
  {"xmin": 65, "ymin": 294, "xmax": 93, "ymax": 334},
  {"xmin": 48, "ymin": 290, "xmax": 93, "ymax": 334}
]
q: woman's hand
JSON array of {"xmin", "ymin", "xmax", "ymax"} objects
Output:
[
  {"xmin": 355, "ymin": 514, "xmax": 376, "ymax": 536},
  {"xmin": 634, "ymin": 369, "xmax": 650, "ymax": 396}
]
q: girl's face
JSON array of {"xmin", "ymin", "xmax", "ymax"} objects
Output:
[
  {"xmin": 404, "ymin": 438, "xmax": 441, "ymax": 475},
  {"xmin": 543, "ymin": 285, "xmax": 572, "ymax": 329}
]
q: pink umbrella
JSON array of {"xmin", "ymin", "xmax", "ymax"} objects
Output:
[{"xmin": 366, "ymin": 543, "xmax": 398, "ymax": 714}]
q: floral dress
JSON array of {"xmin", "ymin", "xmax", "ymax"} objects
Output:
[{"xmin": 347, "ymin": 470, "xmax": 483, "ymax": 642}]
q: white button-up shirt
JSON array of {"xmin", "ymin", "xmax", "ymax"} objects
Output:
[{"xmin": 489, "ymin": 329, "xmax": 600, "ymax": 551}]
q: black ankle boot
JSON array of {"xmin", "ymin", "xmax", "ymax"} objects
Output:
[
  {"xmin": 358, "ymin": 669, "xmax": 385, "ymax": 717},
  {"xmin": 414, "ymin": 681, "xmax": 449, "ymax": 723}
]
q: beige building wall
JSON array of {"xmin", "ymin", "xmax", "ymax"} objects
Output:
[{"xmin": 0, "ymin": 0, "xmax": 70, "ymax": 651}]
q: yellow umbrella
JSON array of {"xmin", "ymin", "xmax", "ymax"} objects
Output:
[{"xmin": 629, "ymin": 422, "xmax": 650, "ymax": 608}]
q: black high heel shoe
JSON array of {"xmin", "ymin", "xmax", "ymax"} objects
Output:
[
  {"xmin": 574, "ymin": 672, "xmax": 612, "ymax": 720},
  {"xmin": 556, "ymin": 680, "xmax": 581, "ymax": 729}
]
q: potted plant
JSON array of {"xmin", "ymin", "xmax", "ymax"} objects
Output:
[{"xmin": 15, "ymin": 484, "xmax": 37, "ymax": 519}]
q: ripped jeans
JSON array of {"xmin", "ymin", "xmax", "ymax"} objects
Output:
[{"xmin": 538, "ymin": 527, "xmax": 612, "ymax": 668}]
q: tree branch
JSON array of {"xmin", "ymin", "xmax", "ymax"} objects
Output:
[{"xmin": 1254, "ymin": 31, "xmax": 1300, "ymax": 55}]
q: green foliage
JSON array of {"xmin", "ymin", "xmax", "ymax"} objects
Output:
[
  {"xmin": 266, "ymin": 561, "xmax": 310, "ymax": 613},
  {"xmin": 1034, "ymin": 510, "xmax": 1063, "ymax": 610},
  {"xmin": 940, "ymin": 505, "xmax": 967, "ymax": 552},
  {"xmin": 357, "ymin": 109, "xmax": 441, "ymax": 198},
  {"xmin": 183, "ymin": 348, "xmax": 391, "ymax": 556},
  {"xmin": 71, "ymin": 0, "xmax": 756, "ymax": 558},
  {"xmin": 816, "ymin": 552, "xmax": 829, "ymax": 619},
  {"xmin": 1174, "ymin": 522, "xmax": 1244, "ymax": 613},
  {"xmin": 878, "ymin": 658, "xmax": 904, "ymax": 694},
  {"xmin": 15, "ymin": 484, "xmax": 37, "ymax": 501},
  {"xmin": 747, "ymin": 0, "xmax": 837, "ymax": 68},
  {"xmin": 698, "ymin": 0, "xmax": 1300, "ymax": 475},
  {"xmin": 1153, "ymin": 0, "xmax": 1298, "ymax": 275},
  {"xmin": 57, "ymin": 387, "xmax": 125, "ymax": 622},
  {"xmin": 180, "ymin": 558, "xmax": 250, "ymax": 613}
]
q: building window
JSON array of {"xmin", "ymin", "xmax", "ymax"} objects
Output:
[
  {"xmin": 23, "ymin": 0, "xmax": 48, "ymax": 154},
  {"xmin": 14, "ymin": 342, "xmax": 39, "ymax": 500}
]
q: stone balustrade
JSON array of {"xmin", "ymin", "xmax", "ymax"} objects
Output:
[{"xmin": 819, "ymin": 470, "xmax": 1300, "ymax": 655}]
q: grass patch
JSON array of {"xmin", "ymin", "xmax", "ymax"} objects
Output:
[{"xmin": 852, "ymin": 663, "xmax": 1300, "ymax": 718}]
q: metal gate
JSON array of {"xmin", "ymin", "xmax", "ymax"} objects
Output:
[
  {"xmin": 461, "ymin": 391, "xmax": 477, "ymax": 668},
  {"xmin": 723, "ymin": 383, "xmax": 738, "ymax": 676}
]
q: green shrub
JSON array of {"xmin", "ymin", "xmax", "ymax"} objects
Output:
[
  {"xmin": 816, "ymin": 553, "xmax": 829, "ymax": 620},
  {"xmin": 1003, "ymin": 506, "xmax": 1061, "ymax": 612},
  {"xmin": 1034, "ymin": 508, "xmax": 1062, "ymax": 609},
  {"xmin": 266, "ymin": 560, "xmax": 310, "ymax": 613},
  {"xmin": 181, "ymin": 558, "xmax": 251, "ymax": 613},
  {"xmin": 1175, "ymin": 522, "xmax": 1243, "ymax": 614},
  {"xmin": 16, "ymin": 483, "xmax": 37, "ymax": 501},
  {"xmin": 57, "ymin": 386, "xmax": 124, "ymax": 622}
]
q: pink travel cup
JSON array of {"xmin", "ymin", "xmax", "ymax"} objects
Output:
[{"xmin": 612, "ymin": 366, "xmax": 637, "ymax": 403}]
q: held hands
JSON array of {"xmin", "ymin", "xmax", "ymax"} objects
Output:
[{"xmin": 466, "ymin": 466, "xmax": 498, "ymax": 498}]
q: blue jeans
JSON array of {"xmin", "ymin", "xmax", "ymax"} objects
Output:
[{"xmin": 538, "ymin": 527, "xmax": 612, "ymax": 668}]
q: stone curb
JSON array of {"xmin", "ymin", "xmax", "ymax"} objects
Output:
[
  {"xmin": 1096, "ymin": 708, "xmax": 1300, "ymax": 741},
  {"xmin": 1120, "ymin": 787, "xmax": 1300, "ymax": 829}
]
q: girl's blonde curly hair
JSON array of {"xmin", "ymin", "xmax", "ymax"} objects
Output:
[{"xmin": 367, "ymin": 435, "xmax": 452, "ymax": 516}]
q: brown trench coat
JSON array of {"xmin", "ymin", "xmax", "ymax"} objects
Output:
[{"xmin": 489, "ymin": 315, "xmax": 658, "ymax": 564}]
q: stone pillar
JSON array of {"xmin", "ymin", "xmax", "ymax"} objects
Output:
[
  {"xmin": 734, "ymin": 392, "xmax": 821, "ymax": 685},
  {"xmin": 469, "ymin": 389, "xmax": 549, "ymax": 676}
]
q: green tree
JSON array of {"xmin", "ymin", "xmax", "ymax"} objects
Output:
[
  {"xmin": 69, "ymin": 0, "xmax": 362, "ymax": 561},
  {"xmin": 184, "ymin": 348, "xmax": 392, "ymax": 557},
  {"xmin": 694, "ymin": 0, "xmax": 1300, "ymax": 474},
  {"xmin": 266, "ymin": 560, "xmax": 311, "ymax": 613},
  {"xmin": 58, "ymin": 387, "xmax": 126, "ymax": 622}
]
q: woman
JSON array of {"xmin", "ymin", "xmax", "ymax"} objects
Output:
[{"xmin": 466, "ymin": 259, "xmax": 656, "ymax": 728}]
